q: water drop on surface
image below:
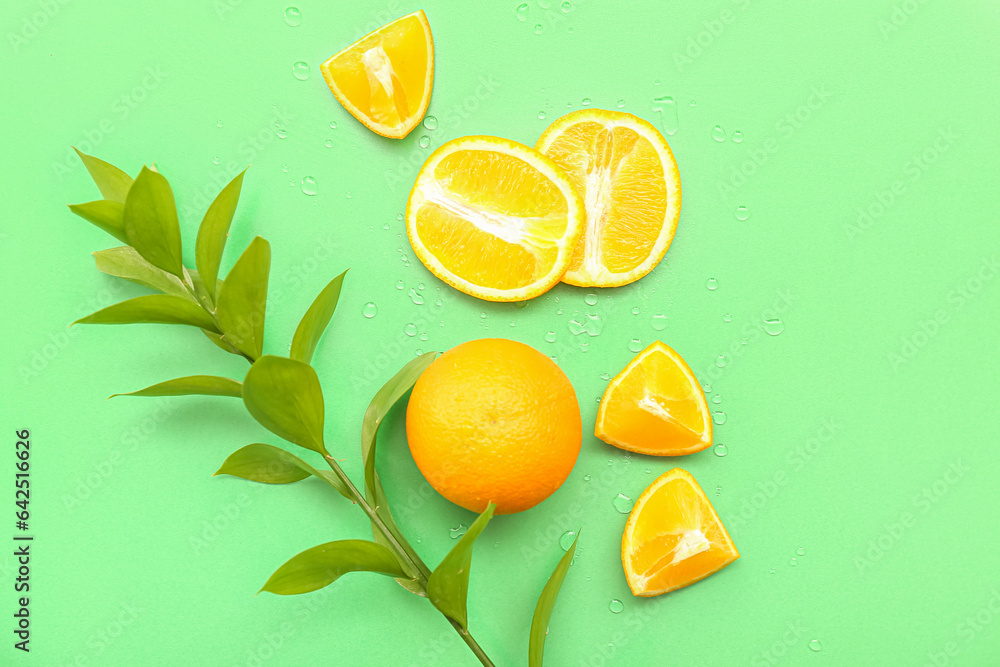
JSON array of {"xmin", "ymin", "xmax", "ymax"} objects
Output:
[
  {"xmin": 324, "ymin": 139, "xmax": 334, "ymax": 148},
  {"xmin": 408, "ymin": 288, "xmax": 425, "ymax": 305},
  {"xmin": 395, "ymin": 280, "xmax": 404, "ymax": 290},
  {"xmin": 579, "ymin": 340, "xmax": 589, "ymax": 352},
  {"xmin": 714, "ymin": 443, "xmax": 728, "ymax": 457},
  {"xmin": 534, "ymin": 23, "xmax": 543, "ymax": 34},
  {"xmin": 583, "ymin": 475, "xmax": 591, "ymax": 481},
  {"xmin": 480, "ymin": 312, "xmax": 487, "ymax": 319},
  {"xmin": 609, "ymin": 599, "xmax": 625, "ymax": 614},
  {"xmin": 216, "ymin": 120, "xmax": 223, "ymax": 128},
  {"xmin": 617, "ymin": 99, "xmax": 625, "ymax": 108},
  {"xmin": 212, "ymin": 157, "xmax": 220, "ymax": 165},
  {"xmin": 613, "ymin": 493, "xmax": 633, "ymax": 514},
  {"xmin": 735, "ymin": 205, "xmax": 751, "ymax": 221},
  {"xmin": 403, "ymin": 323, "xmax": 417, "ymax": 337},
  {"xmin": 419, "ymin": 135, "xmax": 430, "ymax": 148},
  {"xmin": 651, "ymin": 96, "xmax": 678, "ymax": 136},
  {"xmin": 284, "ymin": 7, "xmax": 302, "ymax": 26},
  {"xmin": 703, "ymin": 383, "xmax": 712, "ymax": 393},
  {"xmin": 712, "ymin": 411, "xmax": 727, "ymax": 425},
  {"xmin": 645, "ymin": 467, "xmax": 651, "ymax": 474},
  {"xmin": 330, "ymin": 121, "xmax": 338, "ymax": 129},
  {"xmin": 561, "ymin": 1, "xmax": 573, "ymax": 12},
  {"xmin": 276, "ymin": 128, "xmax": 288, "ymax": 139},
  {"xmin": 715, "ymin": 485, "xmax": 721, "ymax": 495},
  {"xmin": 706, "ymin": 278, "xmax": 718, "ymax": 291},
  {"xmin": 651, "ymin": 314, "xmax": 668, "ymax": 331},
  {"xmin": 712, "ymin": 125, "xmax": 726, "ymax": 142},
  {"xmin": 789, "ymin": 557, "xmax": 797, "ymax": 566},
  {"xmin": 450, "ymin": 524, "xmax": 467, "ymax": 539},
  {"xmin": 423, "ymin": 115, "xmax": 438, "ymax": 130},
  {"xmin": 808, "ymin": 639, "xmax": 821, "ymax": 652},
  {"xmin": 396, "ymin": 213, "xmax": 403, "ymax": 221},
  {"xmin": 582, "ymin": 97, "xmax": 592, "ymax": 106},
  {"xmin": 301, "ymin": 176, "xmax": 317, "ymax": 196},
  {"xmin": 764, "ymin": 318, "xmax": 785, "ymax": 336},
  {"xmin": 600, "ymin": 372, "xmax": 611, "ymax": 381},
  {"xmin": 568, "ymin": 313, "xmax": 604, "ymax": 336},
  {"xmin": 797, "ymin": 547, "xmax": 805, "ymax": 556},
  {"xmin": 584, "ymin": 293, "xmax": 598, "ymax": 306},
  {"xmin": 631, "ymin": 305, "xmax": 640, "ymax": 315},
  {"xmin": 715, "ymin": 354, "xmax": 727, "ymax": 368},
  {"xmin": 292, "ymin": 61, "xmax": 310, "ymax": 80},
  {"xmin": 723, "ymin": 313, "xmax": 732, "ymax": 323},
  {"xmin": 538, "ymin": 110, "xmax": 547, "ymax": 120},
  {"xmin": 628, "ymin": 338, "xmax": 643, "ymax": 353},
  {"xmin": 712, "ymin": 394, "xmax": 722, "ymax": 404},
  {"xmin": 732, "ymin": 130, "xmax": 744, "ymax": 143},
  {"xmin": 345, "ymin": 190, "xmax": 352, "ymax": 199},
  {"xmin": 362, "ymin": 302, "xmax": 378, "ymax": 319},
  {"xmin": 544, "ymin": 331, "xmax": 557, "ymax": 343},
  {"xmin": 769, "ymin": 567, "xmax": 776, "ymax": 574},
  {"xmin": 515, "ymin": 3, "xmax": 529, "ymax": 21},
  {"xmin": 559, "ymin": 531, "xmax": 577, "ymax": 551},
  {"xmin": 281, "ymin": 165, "xmax": 289, "ymax": 173}
]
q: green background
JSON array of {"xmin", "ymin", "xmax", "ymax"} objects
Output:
[{"xmin": 3, "ymin": 0, "xmax": 999, "ymax": 664}]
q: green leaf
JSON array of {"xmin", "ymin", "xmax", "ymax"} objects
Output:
[
  {"xmin": 73, "ymin": 294, "xmax": 218, "ymax": 330},
  {"xmin": 69, "ymin": 200, "xmax": 128, "ymax": 243},
  {"xmin": 195, "ymin": 170, "xmax": 246, "ymax": 302},
  {"xmin": 427, "ymin": 503, "xmax": 496, "ymax": 630},
  {"xmin": 260, "ymin": 540, "xmax": 408, "ymax": 596},
  {"xmin": 214, "ymin": 443, "xmax": 350, "ymax": 498},
  {"xmin": 74, "ymin": 148, "xmax": 133, "ymax": 203},
  {"xmin": 123, "ymin": 166, "xmax": 184, "ymax": 278},
  {"xmin": 289, "ymin": 270, "xmax": 347, "ymax": 364},
  {"xmin": 529, "ymin": 531, "xmax": 580, "ymax": 667},
  {"xmin": 110, "ymin": 375, "xmax": 242, "ymax": 399},
  {"xmin": 242, "ymin": 355, "xmax": 325, "ymax": 453},
  {"xmin": 216, "ymin": 237, "xmax": 270, "ymax": 360},
  {"xmin": 202, "ymin": 329, "xmax": 244, "ymax": 356},
  {"xmin": 93, "ymin": 246, "xmax": 190, "ymax": 298}
]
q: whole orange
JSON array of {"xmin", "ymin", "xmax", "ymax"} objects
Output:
[{"xmin": 406, "ymin": 338, "xmax": 582, "ymax": 514}]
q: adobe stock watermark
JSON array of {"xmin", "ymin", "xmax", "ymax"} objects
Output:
[
  {"xmin": 887, "ymin": 255, "xmax": 998, "ymax": 373},
  {"xmin": 716, "ymin": 85, "xmax": 834, "ymax": 201},
  {"xmin": 51, "ymin": 66, "xmax": 168, "ymax": 180},
  {"xmin": 63, "ymin": 600, "xmax": 143, "ymax": 666},
  {"xmin": 922, "ymin": 588, "xmax": 1000, "ymax": 667},
  {"xmin": 673, "ymin": 0, "xmax": 760, "ymax": 72},
  {"xmin": 854, "ymin": 458, "xmax": 970, "ymax": 575},
  {"xmin": 702, "ymin": 287, "xmax": 795, "ymax": 383},
  {"xmin": 747, "ymin": 619, "xmax": 807, "ymax": 667},
  {"xmin": 844, "ymin": 127, "xmax": 958, "ymax": 241},
  {"xmin": 7, "ymin": 0, "xmax": 72, "ymax": 54},
  {"xmin": 878, "ymin": 0, "xmax": 933, "ymax": 40}
]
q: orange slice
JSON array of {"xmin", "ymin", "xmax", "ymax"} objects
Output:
[
  {"xmin": 406, "ymin": 136, "xmax": 585, "ymax": 302},
  {"xmin": 622, "ymin": 468, "xmax": 739, "ymax": 596},
  {"xmin": 595, "ymin": 341, "xmax": 711, "ymax": 456},
  {"xmin": 320, "ymin": 10, "xmax": 433, "ymax": 139},
  {"xmin": 535, "ymin": 109, "xmax": 681, "ymax": 287}
]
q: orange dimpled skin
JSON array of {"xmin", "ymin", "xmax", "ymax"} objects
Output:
[{"xmin": 405, "ymin": 339, "xmax": 582, "ymax": 514}]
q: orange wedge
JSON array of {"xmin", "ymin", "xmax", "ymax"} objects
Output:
[
  {"xmin": 622, "ymin": 468, "xmax": 739, "ymax": 596},
  {"xmin": 536, "ymin": 109, "xmax": 681, "ymax": 287},
  {"xmin": 596, "ymin": 341, "xmax": 711, "ymax": 456},
  {"xmin": 406, "ymin": 136, "xmax": 585, "ymax": 302},
  {"xmin": 320, "ymin": 10, "xmax": 433, "ymax": 139}
]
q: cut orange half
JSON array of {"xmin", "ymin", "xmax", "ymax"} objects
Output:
[
  {"xmin": 406, "ymin": 136, "xmax": 585, "ymax": 302},
  {"xmin": 596, "ymin": 341, "xmax": 711, "ymax": 456},
  {"xmin": 320, "ymin": 10, "xmax": 433, "ymax": 139},
  {"xmin": 622, "ymin": 468, "xmax": 739, "ymax": 596},
  {"xmin": 536, "ymin": 109, "xmax": 681, "ymax": 287}
]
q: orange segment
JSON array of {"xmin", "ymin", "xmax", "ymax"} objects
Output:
[
  {"xmin": 596, "ymin": 341, "xmax": 711, "ymax": 456},
  {"xmin": 622, "ymin": 469, "xmax": 739, "ymax": 596},
  {"xmin": 406, "ymin": 136, "xmax": 584, "ymax": 302},
  {"xmin": 320, "ymin": 11, "xmax": 433, "ymax": 139},
  {"xmin": 536, "ymin": 109, "xmax": 681, "ymax": 286}
]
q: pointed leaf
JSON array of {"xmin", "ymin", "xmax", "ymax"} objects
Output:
[
  {"xmin": 260, "ymin": 540, "xmax": 408, "ymax": 595},
  {"xmin": 196, "ymin": 170, "xmax": 246, "ymax": 302},
  {"xmin": 214, "ymin": 443, "xmax": 350, "ymax": 498},
  {"xmin": 427, "ymin": 503, "xmax": 495, "ymax": 630},
  {"xmin": 74, "ymin": 148, "xmax": 133, "ymax": 203},
  {"xmin": 529, "ymin": 531, "xmax": 580, "ymax": 667},
  {"xmin": 110, "ymin": 375, "xmax": 242, "ymax": 399},
  {"xmin": 69, "ymin": 200, "xmax": 128, "ymax": 243},
  {"xmin": 73, "ymin": 294, "xmax": 217, "ymax": 330},
  {"xmin": 123, "ymin": 166, "xmax": 184, "ymax": 278},
  {"xmin": 290, "ymin": 270, "xmax": 347, "ymax": 364},
  {"xmin": 217, "ymin": 237, "xmax": 270, "ymax": 360},
  {"xmin": 202, "ymin": 329, "xmax": 244, "ymax": 356},
  {"xmin": 242, "ymin": 355, "xmax": 325, "ymax": 453},
  {"xmin": 93, "ymin": 246, "xmax": 190, "ymax": 297}
]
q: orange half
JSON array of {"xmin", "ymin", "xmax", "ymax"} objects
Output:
[
  {"xmin": 320, "ymin": 10, "xmax": 433, "ymax": 139},
  {"xmin": 622, "ymin": 469, "xmax": 739, "ymax": 596},
  {"xmin": 596, "ymin": 341, "xmax": 711, "ymax": 456}
]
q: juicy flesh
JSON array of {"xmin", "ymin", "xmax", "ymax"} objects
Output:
[
  {"xmin": 601, "ymin": 347, "xmax": 706, "ymax": 452},
  {"xmin": 544, "ymin": 121, "xmax": 667, "ymax": 275},
  {"xmin": 412, "ymin": 149, "xmax": 571, "ymax": 290},
  {"xmin": 325, "ymin": 14, "xmax": 428, "ymax": 130},
  {"xmin": 627, "ymin": 475, "xmax": 736, "ymax": 593}
]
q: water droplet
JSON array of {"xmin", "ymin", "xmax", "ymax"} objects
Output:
[
  {"xmin": 561, "ymin": 1, "xmax": 573, "ymax": 12},
  {"xmin": 628, "ymin": 338, "xmax": 643, "ymax": 353},
  {"xmin": 796, "ymin": 547, "xmax": 805, "ymax": 556},
  {"xmin": 396, "ymin": 213, "xmax": 403, "ymax": 222},
  {"xmin": 583, "ymin": 474, "xmax": 591, "ymax": 481},
  {"xmin": 712, "ymin": 394, "xmax": 722, "ymax": 404},
  {"xmin": 568, "ymin": 313, "xmax": 604, "ymax": 336},
  {"xmin": 764, "ymin": 318, "xmax": 785, "ymax": 336},
  {"xmin": 556, "ymin": 308, "xmax": 564, "ymax": 315},
  {"xmin": 419, "ymin": 332, "xmax": 428, "ymax": 341},
  {"xmin": 715, "ymin": 354, "xmax": 727, "ymax": 368},
  {"xmin": 292, "ymin": 61, "xmax": 310, "ymax": 80},
  {"xmin": 808, "ymin": 639, "xmax": 821, "ymax": 652},
  {"xmin": 515, "ymin": 300, "xmax": 527, "ymax": 309},
  {"xmin": 215, "ymin": 120, "xmax": 223, "ymax": 128},
  {"xmin": 544, "ymin": 331, "xmax": 557, "ymax": 343},
  {"xmin": 345, "ymin": 190, "xmax": 353, "ymax": 199},
  {"xmin": 644, "ymin": 467, "xmax": 651, "ymax": 474},
  {"xmin": 735, "ymin": 205, "xmax": 751, "ymax": 221},
  {"xmin": 723, "ymin": 313, "xmax": 733, "ymax": 323},
  {"xmin": 609, "ymin": 599, "xmax": 625, "ymax": 614},
  {"xmin": 616, "ymin": 99, "xmax": 625, "ymax": 108},
  {"xmin": 281, "ymin": 165, "xmax": 289, "ymax": 173},
  {"xmin": 419, "ymin": 135, "xmax": 430, "ymax": 149},
  {"xmin": 212, "ymin": 156, "xmax": 221, "ymax": 165},
  {"xmin": 408, "ymin": 288, "xmax": 425, "ymax": 305},
  {"xmin": 712, "ymin": 125, "xmax": 727, "ymax": 142},
  {"xmin": 651, "ymin": 314, "xmax": 668, "ymax": 331},
  {"xmin": 509, "ymin": 320, "xmax": 516, "ymax": 327},
  {"xmin": 613, "ymin": 493, "xmax": 633, "ymax": 514},
  {"xmin": 301, "ymin": 176, "xmax": 317, "ymax": 196},
  {"xmin": 423, "ymin": 115, "xmax": 438, "ymax": 131},
  {"xmin": 276, "ymin": 128, "xmax": 288, "ymax": 139},
  {"xmin": 415, "ymin": 349, "xmax": 423, "ymax": 356},
  {"xmin": 559, "ymin": 530, "xmax": 577, "ymax": 551},
  {"xmin": 403, "ymin": 323, "xmax": 418, "ymax": 337},
  {"xmin": 712, "ymin": 411, "xmax": 727, "ymax": 425},
  {"xmin": 515, "ymin": 3, "xmax": 529, "ymax": 21},
  {"xmin": 324, "ymin": 139, "xmax": 334, "ymax": 148},
  {"xmin": 579, "ymin": 340, "xmax": 590, "ymax": 352},
  {"xmin": 713, "ymin": 443, "xmax": 728, "ymax": 457},
  {"xmin": 631, "ymin": 305, "xmax": 640, "ymax": 315},
  {"xmin": 703, "ymin": 383, "xmax": 712, "ymax": 393},
  {"xmin": 330, "ymin": 121, "xmax": 338, "ymax": 130},
  {"xmin": 538, "ymin": 110, "xmax": 547, "ymax": 120},
  {"xmin": 769, "ymin": 567, "xmax": 775, "ymax": 574},
  {"xmin": 534, "ymin": 23, "xmax": 543, "ymax": 34},
  {"xmin": 789, "ymin": 557, "xmax": 797, "ymax": 566},
  {"xmin": 582, "ymin": 97, "xmax": 592, "ymax": 106},
  {"xmin": 450, "ymin": 524, "xmax": 467, "ymax": 539},
  {"xmin": 395, "ymin": 280, "xmax": 405, "ymax": 290},
  {"xmin": 480, "ymin": 312, "xmax": 487, "ymax": 319},
  {"xmin": 715, "ymin": 485, "xmax": 721, "ymax": 495},
  {"xmin": 584, "ymin": 293, "xmax": 598, "ymax": 306},
  {"xmin": 706, "ymin": 278, "xmax": 718, "ymax": 291},
  {"xmin": 362, "ymin": 302, "xmax": 378, "ymax": 319},
  {"xmin": 284, "ymin": 7, "xmax": 302, "ymax": 26},
  {"xmin": 731, "ymin": 130, "xmax": 744, "ymax": 143},
  {"xmin": 740, "ymin": 336, "xmax": 748, "ymax": 345},
  {"xmin": 652, "ymin": 96, "xmax": 678, "ymax": 136}
]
